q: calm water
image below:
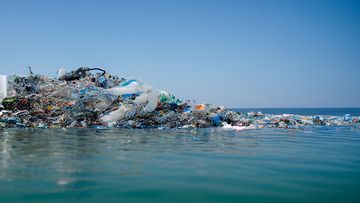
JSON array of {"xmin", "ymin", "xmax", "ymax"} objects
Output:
[
  {"xmin": 1, "ymin": 109, "xmax": 360, "ymax": 203},
  {"xmin": 233, "ymin": 108, "xmax": 360, "ymax": 116}
]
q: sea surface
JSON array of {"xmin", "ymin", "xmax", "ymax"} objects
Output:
[
  {"xmin": 1, "ymin": 108, "xmax": 360, "ymax": 203},
  {"xmin": 232, "ymin": 108, "xmax": 360, "ymax": 116}
]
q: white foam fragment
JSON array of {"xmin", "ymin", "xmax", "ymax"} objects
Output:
[{"xmin": 222, "ymin": 122, "xmax": 256, "ymax": 131}]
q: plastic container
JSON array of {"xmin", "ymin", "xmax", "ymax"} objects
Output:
[{"xmin": 0, "ymin": 75, "xmax": 7, "ymax": 101}]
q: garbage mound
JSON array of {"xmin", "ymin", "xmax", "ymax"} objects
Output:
[{"xmin": 0, "ymin": 67, "xmax": 359, "ymax": 130}]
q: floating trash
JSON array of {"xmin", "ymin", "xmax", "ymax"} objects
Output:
[{"xmin": 0, "ymin": 67, "xmax": 359, "ymax": 130}]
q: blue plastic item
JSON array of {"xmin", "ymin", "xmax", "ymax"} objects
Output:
[
  {"xmin": 98, "ymin": 76, "xmax": 107, "ymax": 88},
  {"xmin": 211, "ymin": 114, "xmax": 222, "ymax": 126},
  {"xmin": 120, "ymin": 79, "xmax": 137, "ymax": 87},
  {"xmin": 343, "ymin": 114, "xmax": 352, "ymax": 122}
]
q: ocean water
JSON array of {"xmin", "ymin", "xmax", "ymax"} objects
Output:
[
  {"xmin": 232, "ymin": 108, "xmax": 360, "ymax": 116},
  {"xmin": 0, "ymin": 109, "xmax": 360, "ymax": 203}
]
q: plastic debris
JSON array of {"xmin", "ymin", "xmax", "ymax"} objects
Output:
[
  {"xmin": 1, "ymin": 67, "xmax": 360, "ymax": 130},
  {"xmin": 0, "ymin": 75, "xmax": 7, "ymax": 101}
]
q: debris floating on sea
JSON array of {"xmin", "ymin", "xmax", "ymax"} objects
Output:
[{"xmin": 0, "ymin": 67, "xmax": 359, "ymax": 130}]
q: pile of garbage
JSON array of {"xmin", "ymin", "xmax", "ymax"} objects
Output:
[{"xmin": 0, "ymin": 67, "xmax": 359, "ymax": 130}]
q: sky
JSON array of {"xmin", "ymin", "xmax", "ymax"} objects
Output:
[{"xmin": 0, "ymin": 0, "xmax": 359, "ymax": 108}]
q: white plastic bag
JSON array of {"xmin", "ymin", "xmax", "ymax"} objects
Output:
[
  {"xmin": 105, "ymin": 79, "xmax": 152, "ymax": 96},
  {"xmin": 134, "ymin": 90, "xmax": 160, "ymax": 112}
]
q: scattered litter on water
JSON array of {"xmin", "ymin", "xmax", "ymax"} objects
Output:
[{"xmin": 0, "ymin": 67, "xmax": 359, "ymax": 130}]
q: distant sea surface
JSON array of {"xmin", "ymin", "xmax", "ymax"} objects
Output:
[
  {"xmin": 232, "ymin": 108, "xmax": 360, "ymax": 116},
  {"xmin": 0, "ymin": 108, "xmax": 360, "ymax": 203}
]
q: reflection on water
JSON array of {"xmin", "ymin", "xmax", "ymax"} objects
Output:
[{"xmin": 0, "ymin": 127, "xmax": 360, "ymax": 203}]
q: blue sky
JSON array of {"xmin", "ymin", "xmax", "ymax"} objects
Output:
[{"xmin": 0, "ymin": 0, "xmax": 359, "ymax": 107}]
